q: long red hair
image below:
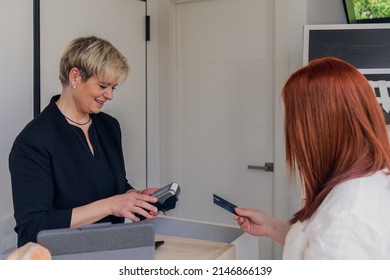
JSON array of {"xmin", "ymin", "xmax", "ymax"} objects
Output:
[{"xmin": 282, "ymin": 57, "xmax": 390, "ymax": 224}]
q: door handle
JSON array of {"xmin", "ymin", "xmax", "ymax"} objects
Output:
[{"xmin": 248, "ymin": 162, "xmax": 274, "ymax": 172}]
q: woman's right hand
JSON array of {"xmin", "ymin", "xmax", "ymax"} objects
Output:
[
  {"xmin": 234, "ymin": 208, "xmax": 290, "ymax": 245},
  {"xmin": 107, "ymin": 190, "xmax": 159, "ymax": 222}
]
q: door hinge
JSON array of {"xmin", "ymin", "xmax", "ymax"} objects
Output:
[{"xmin": 146, "ymin": 15, "xmax": 150, "ymax": 42}]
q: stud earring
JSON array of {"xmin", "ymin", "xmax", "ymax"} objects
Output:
[{"xmin": 71, "ymin": 82, "xmax": 76, "ymax": 89}]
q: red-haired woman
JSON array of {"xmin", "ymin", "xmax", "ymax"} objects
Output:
[{"xmin": 234, "ymin": 57, "xmax": 390, "ymax": 259}]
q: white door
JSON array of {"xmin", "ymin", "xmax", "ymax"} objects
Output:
[
  {"xmin": 168, "ymin": 0, "xmax": 274, "ymax": 259},
  {"xmin": 39, "ymin": 0, "xmax": 147, "ymax": 188}
]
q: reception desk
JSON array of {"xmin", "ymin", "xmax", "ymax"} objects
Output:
[
  {"xmin": 152, "ymin": 217, "xmax": 259, "ymax": 260},
  {"xmin": 1, "ymin": 215, "xmax": 259, "ymax": 260},
  {"xmin": 155, "ymin": 234, "xmax": 235, "ymax": 259}
]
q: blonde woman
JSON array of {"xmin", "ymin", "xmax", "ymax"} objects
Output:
[{"xmin": 10, "ymin": 36, "xmax": 158, "ymax": 247}]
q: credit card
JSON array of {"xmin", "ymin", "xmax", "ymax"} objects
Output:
[{"xmin": 213, "ymin": 194, "xmax": 237, "ymax": 214}]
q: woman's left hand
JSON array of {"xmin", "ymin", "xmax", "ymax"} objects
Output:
[
  {"xmin": 132, "ymin": 188, "xmax": 170, "ymax": 217},
  {"xmin": 140, "ymin": 188, "xmax": 170, "ymax": 216},
  {"xmin": 140, "ymin": 188, "xmax": 159, "ymax": 196}
]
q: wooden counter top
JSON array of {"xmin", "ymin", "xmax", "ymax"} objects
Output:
[{"xmin": 154, "ymin": 234, "xmax": 236, "ymax": 260}]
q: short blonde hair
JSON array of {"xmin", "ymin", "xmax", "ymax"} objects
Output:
[{"xmin": 59, "ymin": 36, "xmax": 130, "ymax": 86}]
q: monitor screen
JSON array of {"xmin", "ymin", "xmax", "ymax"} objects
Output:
[{"xmin": 343, "ymin": 0, "xmax": 390, "ymax": 24}]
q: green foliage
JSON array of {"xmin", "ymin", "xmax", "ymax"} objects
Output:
[{"xmin": 353, "ymin": 0, "xmax": 390, "ymax": 20}]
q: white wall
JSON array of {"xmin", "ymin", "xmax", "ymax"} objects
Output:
[{"xmin": 0, "ymin": 0, "xmax": 33, "ymax": 217}]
